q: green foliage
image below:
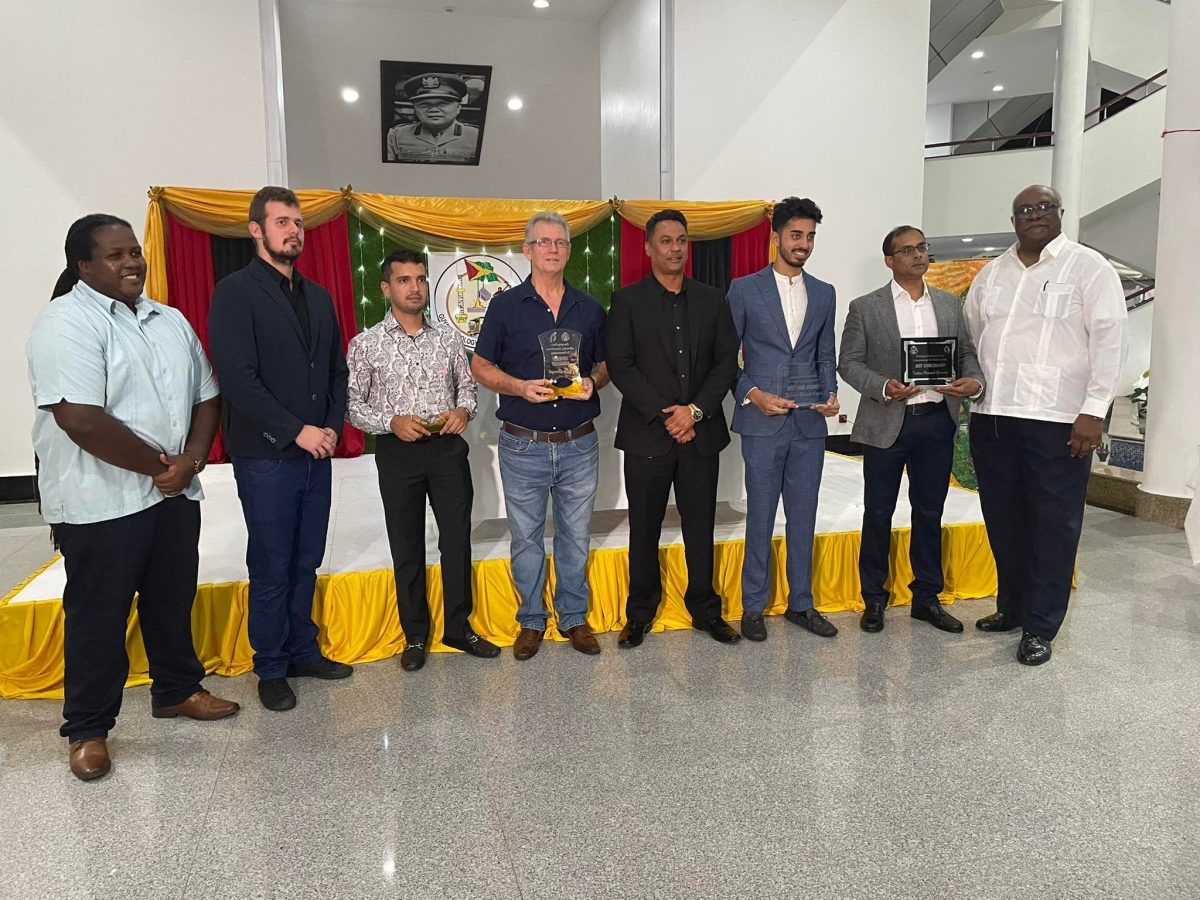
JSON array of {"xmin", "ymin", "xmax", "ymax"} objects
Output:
[{"xmin": 563, "ymin": 215, "xmax": 620, "ymax": 309}]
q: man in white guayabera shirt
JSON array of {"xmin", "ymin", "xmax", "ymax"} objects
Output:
[{"xmin": 964, "ymin": 184, "xmax": 1128, "ymax": 667}]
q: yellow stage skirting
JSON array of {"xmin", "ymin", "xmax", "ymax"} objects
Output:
[{"xmin": 0, "ymin": 523, "xmax": 996, "ymax": 699}]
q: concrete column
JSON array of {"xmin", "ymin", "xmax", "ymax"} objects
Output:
[
  {"xmin": 1139, "ymin": 0, "xmax": 1200, "ymax": 525},
  {"xmin": 1050, "ymin": 0, "xmax": 1092, "ymax": 239},
  {"xmin": 258, "ymin": 0, "xmax": 288, "ymax": 186}
]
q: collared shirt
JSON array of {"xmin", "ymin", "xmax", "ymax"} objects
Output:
[
  {"xmin": 345, "ymin": 313, "xmax": 476, "ymax": 434},
  {"xmin": 964, "ymin": 233, "xmax": 1128, "ymax": 423},
  {"xmin": 474, "ymin": 276, "xmax": 606, "ymax": 431},
  {"xmin": 386, "ymin": 121, "xmax": 480, "ymax": 162},
  {"xmin": 253, "ymin": 256, "xmax": 310, "ymax": 347},
  {"xmin": 658, "ymin": 279, "xmax": 691, "ymax": 403},
  {"xmin": 890, "ymin": 279, "xmax": 942, "ymax": 407},
  {"xmin": 773, "ymin": 268, "xmax": 808, "ymax": 348},
  {"xmin": 26, "ymin": 281, "xmax": 219, "ymax": 524}
]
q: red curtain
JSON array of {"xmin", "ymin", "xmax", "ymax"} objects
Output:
[
  {"xmin": 730, "ymin": 219, "xmax": 771, "ymax": 278},
  {"xmin": 163, "ymin": 212, "xmax": 364, "ymax": 461}
]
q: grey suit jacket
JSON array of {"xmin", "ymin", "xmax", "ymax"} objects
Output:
[{"xmin": 838, "ymin": 283, "xmax": 985, "ymax": 449}]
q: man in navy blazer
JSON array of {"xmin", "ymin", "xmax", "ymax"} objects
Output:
[
  {"xmin": 728, "ymin": 197, "xmax": 841, "ymax": 642},
  {"xmin": 207, "ymin": 186, "xmax": 352, "ymax": 712}
]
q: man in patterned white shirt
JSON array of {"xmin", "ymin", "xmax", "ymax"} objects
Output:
[
  {"xmin": 346, "ymin": 248, "xmax": 500, "ymax": 671},
  {"xmin": 965, "ymin": 185, "xmax": 1127, "ymax": 667}
]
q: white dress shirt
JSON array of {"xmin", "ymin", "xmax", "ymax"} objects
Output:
[
  {"xmin": 890, "ymin": 279, "xmax": 942, "ymax": 407},
  {"xmin": 964, "ymin": 233, "xmax": 1127, "ymax": 423},
  {"xmin": 774, "ymin": 269, "xmax": 808, "ymax": 348}
]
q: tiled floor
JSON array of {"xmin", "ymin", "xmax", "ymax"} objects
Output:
[{"xmin": 1, "ymin": 506, "xmax": 1197, "ymax": 900}]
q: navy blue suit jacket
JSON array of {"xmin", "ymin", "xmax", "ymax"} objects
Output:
[
  {"xmin": 207, "ymin": 261, "xmax": 348, "ymax": 458},
  {"xmin": 727, "ymin": 265, "xmax": 838, "ymax": 439}
]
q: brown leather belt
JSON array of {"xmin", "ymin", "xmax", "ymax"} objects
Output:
[{"xmin": 501, "ymin": 421, "xmax": 595, "ymax": 444}]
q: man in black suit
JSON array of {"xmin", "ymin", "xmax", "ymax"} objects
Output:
[
  {"xmin": 607, "ymin": 209, "xmax": 741, "ymax": 648},
  {"xmin": 207, "ymin": 186, "xmax": 353, "ymax": 712}
]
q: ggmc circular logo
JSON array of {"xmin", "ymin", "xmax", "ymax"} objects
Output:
[{"xmin": 431, "ymin": 254, "xmax": 524, "ymax": 351}]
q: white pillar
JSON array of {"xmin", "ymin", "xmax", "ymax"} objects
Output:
[
  {"xmin": 258, "ymin": 0, "xmax": 288, "ymax": 186},
  {"xmin": 1051, "ymin": 0, "xmax": 1092, "ymax": 240},
  {"xmin": 1141, "ymin": 0, "xmax": 1200, "ymax": 506}
]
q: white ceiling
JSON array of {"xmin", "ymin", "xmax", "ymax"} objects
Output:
[
  {"xmin": 927, "ymin": 22, "xmax": 1059, "ymax": 105},
  {"xmin": 279, "ymin": 0, "xmax": 619, "ymax": 23}
]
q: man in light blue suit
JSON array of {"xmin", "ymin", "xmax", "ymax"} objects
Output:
[{"xmin": 728, "ymin": 197, "xmax": 841, "ymax": 642}]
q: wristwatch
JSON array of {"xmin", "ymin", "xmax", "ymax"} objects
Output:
[{"xmin": 688, "ymin": 403, "xmax": 704, "ymax": 422}]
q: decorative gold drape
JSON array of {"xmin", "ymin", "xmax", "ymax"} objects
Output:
[{"xmin": 615, "ymin": 198, "xmax": 772, "ymax": 240}]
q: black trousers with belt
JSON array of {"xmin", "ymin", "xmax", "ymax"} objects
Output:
[
  {"xmin": 53, "ymin": 496, "xmax": 206, "ymax": 743},
  {"xmin": 623, "ymin": 441, "xmax": 721, "ymax": 624},
  {"xmin": 860, "ymin": 403, "xmax": 957, "ymax": 609},
  {"xmin": 374, "ymin": 433, "xmax": 474, "ymax": 644},
  {"xmin": 969, "ymin": 413, "xmax": 1091, "ymax": 640}
]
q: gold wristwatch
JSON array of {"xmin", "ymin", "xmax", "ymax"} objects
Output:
[{"xmin": 688, "ymin": 403, "xmax": 703, "ymax": 422}]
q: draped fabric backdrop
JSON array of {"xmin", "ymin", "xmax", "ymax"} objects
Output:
[{"xmin": 619, "ymin": 218, "xmax": 770, "ymax": 290}]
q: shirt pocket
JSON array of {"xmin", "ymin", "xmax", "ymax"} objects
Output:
[
  {"xmin": 1013, "ymin": 363, "xmax": 1060, "ymax": 408},
  {"xmin": 1033, "ymin": 283, "xmax": 1075, "ymax": 319}
]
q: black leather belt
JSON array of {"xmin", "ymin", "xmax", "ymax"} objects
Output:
[
  {"xmin": 906, "ymin": 402, "xmax": 945, "ymax": 416},
  {"xmin": 502, "ymin": 421, "xmax": 595, "ymax": 444}
]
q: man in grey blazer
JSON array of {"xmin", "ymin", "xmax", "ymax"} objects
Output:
[
  {"xmin": 838, "ymin": 225, "xmax": 984, "ymax": 634},
  {"xmin": 728, "ymin": 197, "xmax": 841, "ymax": 643}
]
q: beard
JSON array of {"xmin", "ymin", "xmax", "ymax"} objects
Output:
[{"xmin": 264, "ymin": 234, "xmax": 302, "ymax": 263}]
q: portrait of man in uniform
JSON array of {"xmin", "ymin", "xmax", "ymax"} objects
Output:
[{"xmin": 380, "ymin": 61, "xmax": 492, "ymax": 166}]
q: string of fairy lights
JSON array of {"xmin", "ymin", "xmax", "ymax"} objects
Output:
[{"xmin": 350, "ymin": 212, "xmax": 619, "ymax": 331}]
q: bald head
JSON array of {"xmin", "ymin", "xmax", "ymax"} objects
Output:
[{"xmin": 1011, "ymin": 184, "xmax": 1063, "ymax": 254}]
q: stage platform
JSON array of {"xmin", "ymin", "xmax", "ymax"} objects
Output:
[{"xmin": 0, "ymin": 453, "xmax": 996, "ymax": 698}]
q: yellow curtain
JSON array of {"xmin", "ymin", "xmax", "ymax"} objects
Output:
[
  {"xmin": 616, "ymin": 198, "xmax": 772, "ymax": 240},
  {"xmin": 352, "ymin": 193, "xmax": 614, "ymax": 251}
]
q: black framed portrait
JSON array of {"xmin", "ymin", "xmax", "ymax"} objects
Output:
[{"xmin": 380, "ymin": 60, "xmax": 492, "ymax": 166}]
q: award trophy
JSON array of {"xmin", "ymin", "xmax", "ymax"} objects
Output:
[
  {"xmin": 777, "ymin": 359, "xmax": 826, "ymax": 407},
  {"xmin": 423, "ymin": 414, "xmax": 447, "ymax": 433},
  {"xmin": 540, "ymin": 329, "xmax": 585, "ymax": 398},
  {"xmin": 900, "ymin": 337, "xmax": 958, "ymax": 386}
]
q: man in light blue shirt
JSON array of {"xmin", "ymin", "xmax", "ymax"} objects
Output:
[{"xmin": 27, "ymin": 214, "xmax": 238, "ymax": 782}]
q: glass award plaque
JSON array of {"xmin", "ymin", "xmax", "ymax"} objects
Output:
[
  {"xmin": 540, "ymin": 329, "xmax": 585, "ymax": 398},
  {"xmin": 900, "ymin": 337, "xmax": 957, "ymax": 386},
  {"xmin": 777, "ymin": 360, "xmax": 825, "ymax": 406},
  {"xmin": 423, "ymin": 415, "xmax": 447, "ymax": 433}
]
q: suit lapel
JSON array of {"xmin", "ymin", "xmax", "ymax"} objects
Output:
[
  {"xmin": 250, "ymin": 263, "xmax": 306, "ymax": 347},
  {"xmin": 756, "ymin": 268, "xmax": 792, "ymax": 352},
  {"xmin": 685, "ymin": 279, "xmax": 704, "ymax": 365},
  {"xmin": 794, "ymin": 271, "xmax": 822, "ymax": 351},
  {"xmin": 875, "ymin": 285, "xmax": 902, "ymax": 346},
  {"xmin": 929, "ymin": 289, "xmax": 954, "ymax": 337}
]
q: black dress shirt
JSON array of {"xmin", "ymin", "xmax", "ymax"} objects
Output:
[{"xmin": 254, "ymin": 256, "xmax": 310, "ymax": 347}]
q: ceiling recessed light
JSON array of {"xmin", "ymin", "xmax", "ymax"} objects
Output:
[
  {"xmin": 507, "ymin": 96, "xmax": 524, "ymax": 111},
  {"xmin": 971, "ymin": 50, "xmax": 985, "ymax": 60},
  {"xmin": 992, "ymin": 84, "xmax": 1004, "ymax": 92},
  {"xmin": 533, "ymin": 0, "xmax": 549, "ymax": 8},
  {"xmin": 341, "ymin": 87, "xmax": 359, "ymax": 103},
  {"xmin": 961, "ymin": 237, "xmax": 974, "ymax": 243},
  {"xmin": 984, "ymin": 246, "xmax": 997, "ymax": 251}
]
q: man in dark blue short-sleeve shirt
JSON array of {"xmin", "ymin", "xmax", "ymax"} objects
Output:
[{"xmin": 471, "ymin": 211, "xmax": 609, "ymax": 660}]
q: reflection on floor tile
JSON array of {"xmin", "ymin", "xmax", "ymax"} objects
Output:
[{"xmin": 1, "ymin": 507, "xmax": 1197, "ymax": 899}]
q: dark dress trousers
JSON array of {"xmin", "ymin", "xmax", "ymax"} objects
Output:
[
  {"xmin": 207, "ymin": 259, "xmax": 349, "ymax": 678},
  {"xmin": 607, "ymin": 274, "xmax": 739, "ymax": 624}
]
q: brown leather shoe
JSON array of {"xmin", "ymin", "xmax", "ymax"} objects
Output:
[
  {"xmin": 563, "ymin": 624, "xmax": 601, "ymax": 655},
  {"xmin": 69, "ymin": 737, "xmax": 111, "ymax": 781},
  {"xmin": 152, "ymin": 689, "xmax": 240, "ymax": 721},
  {"xmin": 512, "ymin": 628, "xmax": 544, "ymax": 661}
]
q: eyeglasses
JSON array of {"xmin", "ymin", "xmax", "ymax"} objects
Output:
[
  {"xmin": 529, "ymin": 238, "xmax": 571, "ymax": 250},
  {"xmin": 1013, "ymin": 201, "xmax": 1060, "ymax": 219},
  {"xmin": 890, "ymin": 242, "xmax": 930, "ymax": 257}
]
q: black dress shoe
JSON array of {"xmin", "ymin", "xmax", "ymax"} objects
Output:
[
  {"xmin": 618, "ymin": 620, "xmax": 650, "ymax": 648},
  {"xmin": 911, "ymin": 604, "xmax": 964, "ymax": 633},
  {"xmin": 784, "ymin": 608, "xmax": 838, "ymax": 637},
  {"xmin": 258, "ymin": 677, "xmax": 296, "ymax": 712},
  {"xmin": 1017, "ymin": 632, "xmax": 1052, "ymax": 666},
  {"xmin": 860, "ymin": 603, "xmax": 885, "ymax": 633},
  {"xmin": 976, "ymin": 612, "xmax": 1022, "ymax": 633},
  {"xmin": 442, "ymin": 631, "xmax": 501, "ymax": 658},
  {"xmin": 694, "ymin": 617, "xmax": 741, "ymax": 644},
  {"xmin": 286, "ymin": 655, "xmax": 354, "ymax": 679},
  {"xmin": 741, "ymin": 613, "xmax": 767, "ymax": 642},
  {"xmin": 400, "ymin": 642, "xmax": 427, "ymax": 671}
]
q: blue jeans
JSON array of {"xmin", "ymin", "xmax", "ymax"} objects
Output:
[
  {"xmin": 498, "ymin": 429, "xmax": 599, "ymax": 632},
  {"xmin": 232, "ymin": 455, "xmax": 332, "ymax": 678}
]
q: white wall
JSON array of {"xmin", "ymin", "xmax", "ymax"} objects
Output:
[
  {"xmin": 672, "ymin": 0, "xmax": 932, "ymax": 439},
  {"xmin": 600, "ymin": 0, "xmax": 661, "ymax": 198},
  {"xmin": 279, "ymin": 1, "xmax": 602, "ymax": 199},
  {"xmin": 0, "ymin": 0, "xmax": 270, "ymax": 479},
  {"xmin": 1119, "ymin": 302, "xmax": 1152, "ymax": 396},
  {"xmin": 1081, "ymin": 182, "xmax": 1160, "ymax": 276},
  {"xmin": 1091, "ymin": 0, "xmax": 1169, "ymax": 79},
  {"xmin": 925, "ymin": 102, "xmax": 953, "ymax": 158}
]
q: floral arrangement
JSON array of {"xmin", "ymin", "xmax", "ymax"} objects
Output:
[{"xmin": 1130, "ymin": 371, "xmax": 1149, "ymax": 428}]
